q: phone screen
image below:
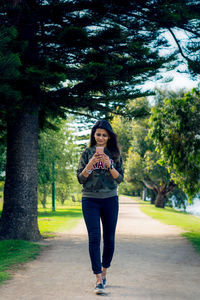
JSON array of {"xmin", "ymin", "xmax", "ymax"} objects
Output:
[{"xmin": 96, "ymin": 147, "xmax": 104, "ymax": 154}]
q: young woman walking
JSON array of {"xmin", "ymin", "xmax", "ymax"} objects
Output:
[{"xmin": 77, "ymin": 119, "xmax": 124, "ymax": 294}]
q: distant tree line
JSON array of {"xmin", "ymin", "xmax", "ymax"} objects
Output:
[{"xmin": 112, "ymin": 88, "xmax": 200, "ymax": 208}]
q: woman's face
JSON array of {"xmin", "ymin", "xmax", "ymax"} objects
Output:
[{"xmin": 94, "ymin": 128, "xmax": 110, "ymax": 147}]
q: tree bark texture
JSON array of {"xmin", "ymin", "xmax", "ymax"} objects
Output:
[
  {"xmin": 150, "ymin": 189, "xmax": 156, "ymax": 204},
  {"xmin": 0, "ymin": 103, "xmax": 42, "ymax": 241},
  {"xmin": 143, "ymin": 178, "xmax": 177, "ymax": 208},
  {"xmin": 142, "ymin": 187, "xmax": 147, "ymax": 201},
  {"xmin": 155, "ymin": 192, "xmax": 165, "ymax": 208}
]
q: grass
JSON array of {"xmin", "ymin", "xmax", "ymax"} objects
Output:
[
  {"xmin": 127, "ymin": 196, "xmax": 200, "ymax": 254},
  {"xmin": 0, "ymin": 198, "xmax": 83, "ymax": 284},
  {"xmin": 0, "ymin": 240, "xmax": 42, "ymax": 284},
  {"xmin": 38, "ymin": 203, "xmax": 82, "ymax": 238}
]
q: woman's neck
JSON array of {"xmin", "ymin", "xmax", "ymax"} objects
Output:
[{"xmin": 95, "ymin": 143, "xmax": 107, "ymax": 147}]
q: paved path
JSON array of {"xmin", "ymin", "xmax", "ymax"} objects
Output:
[{"xmin": 1, "ymin": 196, "xmax": 200, "ymax": 300}]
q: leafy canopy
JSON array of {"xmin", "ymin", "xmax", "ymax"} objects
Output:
[
  {"xmin": 1, "ymin": 0, "xmax": 199, "ymax": 129},
  {"xmin": 149, "ymin": 89, "xmax": 200, "ymax": 198}
]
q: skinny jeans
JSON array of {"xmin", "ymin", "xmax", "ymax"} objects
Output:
[{"xmin": 82, "ymin": 195, "xmax": 119, "ymax": 274}]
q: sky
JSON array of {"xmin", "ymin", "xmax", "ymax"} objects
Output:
[
  {"xmin": 151, "ymin": 29, "xmax": 200, "ymax": 91},
  {"xmin": 141, "ymin": 71, "xmax": 199, "ymax": 103},
  {"xmin": 152, "ymin": 72, "xmax": 199, "ymax": 90}
]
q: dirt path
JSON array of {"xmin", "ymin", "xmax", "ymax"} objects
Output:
[{"xmin": 1, "ymin": 196, "xmax": 200, "ymax": 300}]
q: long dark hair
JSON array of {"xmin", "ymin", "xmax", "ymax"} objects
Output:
[{"xmin": 89, "ymin": 120, "xmax": 121, "ymax": 162}]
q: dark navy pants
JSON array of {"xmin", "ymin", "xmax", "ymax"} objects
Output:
[{"xmin": 82, "ymin": 196, "xmax": 119, "ymax": 274}]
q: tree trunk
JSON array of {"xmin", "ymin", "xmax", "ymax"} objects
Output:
[
  {"xmin": 142, "ymin": 187, "xmax": 147, "ymax": 201},
  {"xmin": 0, "ymin": 103, "xmax": 42, "ymax": 241},
  {"xmin": 150, "ymin": 189, "xmax": 156, "ymax": 204},
  {"xmin": 41, "ymin": 186, "xmax": 47, "ymax": 209},
  {"xmin": 155, "ymin": 191, "xmax": 165, "ymax": 208}
]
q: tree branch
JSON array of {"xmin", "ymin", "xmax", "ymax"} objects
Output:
[
  {"xmin": 160, "ymin": 181, "xmax": 166, "ymax": 193},
  {"xmin": 63, "ymin": 109, "xmax": 98, "ymax": 120},
  {"xmin": 165, "ymin": 181, "xmax": 177, "ymax": 195},
  {"xmin": 125, "ymin": 11, "xmax": 200, "ymax": 38},
  {"xmin": 142, "ymin": 178, "xmax": 159, "ymax": 192},
  {"xmin": 168, "ymin": 27, "xmax": 191, "ymax": 62},
  {"xmin": 178, "ymin": 25, "xmax": 200, "ymax": 38}
]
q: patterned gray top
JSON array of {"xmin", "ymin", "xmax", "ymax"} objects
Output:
[{"xmin": 77, "ymin": 146, "xmax": 124, "ymax": 198}]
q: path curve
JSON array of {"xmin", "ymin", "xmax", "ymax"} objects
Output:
[{"xmin": 1, "ymin": 196, "xmax": 200, "ymax": 300}]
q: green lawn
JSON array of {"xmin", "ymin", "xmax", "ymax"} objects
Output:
[
  {"xmin": 0, "ymin": 199, "xmax": 83, "ymax": 284},
  {"xmin": 128, "ymin": 196, "xmax": 200, "ymax": 253},
  {"xmin": 0, "ymin": 240, "xmax": 41, "ymax": 283},
  {"xmin": 38, "ymin": 204, "xmax": 82, "ymax": 238}
]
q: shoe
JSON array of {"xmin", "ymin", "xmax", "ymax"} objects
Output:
[
  {"xmin": 94, "ymin": 283, "xmax": 106, "ymax": 294},
  {"xmin": 102, "ymin": 278, "xmax": 106, "ymax": 287}
]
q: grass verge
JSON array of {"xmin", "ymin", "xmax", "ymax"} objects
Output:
[
  {"xmin": 38, "ymin": 204, "xmax": 82, "ymax": 238},
  {"xmin": 0, "ymin": 240, "xmax": 42, "ymax": 284},
  {"xmin": 0, "ymin": 201, "xmax": 83, "ymax": 284},
  {"xmin": 128, "ymin": 196, "xmax": 200, "ymax": 254}
]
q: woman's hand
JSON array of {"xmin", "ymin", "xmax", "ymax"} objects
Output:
[
  {"xmin": 87, "ymin": 153, "xmax": 103, "ymax": 169},
  {"xmin": 102, "ymin": 153, "xmax": 111, "ymax": 169}
]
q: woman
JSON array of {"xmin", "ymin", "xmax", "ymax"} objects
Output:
[{"xmin": 77, "ymin": 119, "xmax": 124, "ymax": 295}]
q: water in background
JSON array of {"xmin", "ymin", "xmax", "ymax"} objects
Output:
[
  {"xmin": 185, "ymin": 198, "xmax": 200, "ymax": 217},
  {"xmin": 145, "ymin": 195, "xmax": 200, "ymax": 217},
  {"xmin": 169, "ymin": 195, "xmax": 200, "ymax": 217}
]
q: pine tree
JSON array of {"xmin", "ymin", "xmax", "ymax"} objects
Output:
[{"xmin": 0, "ymin": 0, "xmax": 199, "ymax": 240}]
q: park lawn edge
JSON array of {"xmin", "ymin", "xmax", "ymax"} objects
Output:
[
  {"xmin": 0, "ymin": 240, "xmax": 45, "ymax": 285},
  {"xmin": 125, "ymin": 196, "xmax": 200, "ymax": 254},
  {"xmin": 38, "ymin": 204, "xmax": 82, "ymax": 238},
  {"xmin": 0, "ymin": 204, "xmax": 83, "ymax": 284}
]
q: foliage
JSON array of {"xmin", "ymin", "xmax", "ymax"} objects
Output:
[
  {"xmin": 118, "ymin": 181, "xmax": 140, "ymax": 197},
  {"xmin": 125, "ymin": 122, "xmax": 175, "ymax": 200},
  {"xmin": 0, "ymin": 25, "xmax": 20, "ymax": 178},
  {"xmin": 0, "ymin": 25, "xmax": 21, "ymax": 113},
  {"xmin": 0, "ymin": 144, "xmax": 6, "ymax": 181},
  {"xmin": 111, "ymin": 98, "xmax": 151, "ymax": 160},
  {"xmin": 149, "ymin": 89, "xmax": 200, "ymax": 198},
  {"xmin": 111, "ymin": 115, "xmax": 132, "ymax": 162},
  {"xmin": 38, "ymin": 118, "xmax": 81, "ymax": 207},
  {"xmin": 167, "ymin": 188, "xmax": 187, "ymax": 210},
  {"xmin": 0, "ymin": 0, "xmax": 199, "ymax": 127},
  {"xmin": 113, "ymin": 97, "xmax": 179, "ymax": 207},
  {"xmin": 0, "ymin": 0, "xmax": 167, "ymax": 129}
]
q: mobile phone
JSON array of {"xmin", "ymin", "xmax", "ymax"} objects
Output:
[{"xmin": 96, "ymin": 147, "xmax": 104, "ymax": 154}]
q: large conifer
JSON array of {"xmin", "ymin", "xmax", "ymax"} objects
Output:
[{"xmin": 0, "ymin": 0, "xmax": 199, "ymax": 240}]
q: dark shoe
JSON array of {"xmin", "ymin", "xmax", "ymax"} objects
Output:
[
  {"xmin": 102, "ymin": 278, "xmax": 106, "ymax": 287},
  {"xmin": 94, "ymin": 283, "xmax": 106, "ymax": 294}
]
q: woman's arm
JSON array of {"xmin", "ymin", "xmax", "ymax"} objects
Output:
[
  {"xmin": 77, "ymin": 150, "xmax": 89, "ymax": 184},
  {"xmin": 102, "ymin": 154, "xmax": 124, "ymax": 182},
  {"xmin": 81, "ymin": 152, "xmax": 102, "ymax": 177},
  {"xmin": 114, "ymin": 156, "xmax": 124, "ymax": 183},
  {"xmin": 77, "ymin": 151, "xmax": 102, "ymax": 183},
  {"xmin": 108, "ymin": 167, "xmax": 120, "ymax": 179}
]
